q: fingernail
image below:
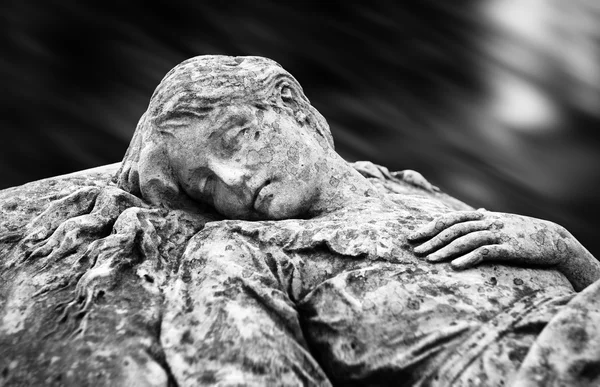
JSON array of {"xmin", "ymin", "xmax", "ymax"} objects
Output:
[
  {"xmin": 427, "ymin": 254, "xmax": 442, "ymax": 262},
  {"xmin": 451, "ymin": 258, "xmax": 468, "ymax": 270},
  {"xmin": 407, "ymin": 233, "xmax": 419, "ymax": 241},
  {"xmin": 413, "ymin": 245, "xmax": 425, "ymax": 254}
]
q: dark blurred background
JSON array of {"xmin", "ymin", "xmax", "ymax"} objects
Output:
[{"xmin": 2, "ymin": 1, "xmax": 600, "ymax": 256}]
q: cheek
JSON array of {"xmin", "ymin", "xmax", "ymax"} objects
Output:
[
  {"xmin": 246, "ymin": 112, "xmax": 324, "ymax": 182},
  {"xmin": 273, "ymin": 140, "xmax": 317, "ymax": 180},
  {"xmin": 212, "ymin": 185, "xmax": 248, "ymax": 218},
  {"xmin": 243, "ymin": 144, "xmax": 275, "ymax": 168},
  {"xmin": 275, "ymin": 151, "xmax": 322, "ymax": 209},
  {"xmin": 265, "ymin": 184, "xmax": 313, "ymax": 219}
]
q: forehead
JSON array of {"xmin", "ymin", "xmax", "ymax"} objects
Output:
[
  {"xmin": 149, "ymin": 55, "xmax": 306, "ymax": 121},
  {"xmin": 166, "ymin": 102, "xmax": 269, "ymax": 153}
]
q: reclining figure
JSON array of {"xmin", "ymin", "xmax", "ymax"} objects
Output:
[
  {"xmin": 118, "ymin": 55, "xmax": 600, "ymax": 386},
  {"xmin": 2, "ymin": 55, "xmax": 599, "ymax": 386}
]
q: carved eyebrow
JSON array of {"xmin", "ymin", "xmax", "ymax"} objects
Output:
[
  {"xmin": 165, "ymin": 106, "xmax": 213, "ymax": 121},
  {"xmin": 154, "ymin": 106, "xmax": 214, "ymax": 130}
]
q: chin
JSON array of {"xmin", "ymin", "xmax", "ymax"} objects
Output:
[{"xmin": 263, "ymin": 197, "xmax": 310, "ymax": 220}]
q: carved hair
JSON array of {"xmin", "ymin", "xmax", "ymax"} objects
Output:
[{"xmin": 116, "ymin": 55, "xmax": 334, "ymax": 209}]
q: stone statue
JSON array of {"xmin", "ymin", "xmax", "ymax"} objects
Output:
[{"xmin": 1, "ymin": 55, "xmax": 600, "ymax": 386}]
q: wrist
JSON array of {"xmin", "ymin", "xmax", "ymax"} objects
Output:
[{"xmin": 555, "ymin": 227, "xmax": 600, "ymax": 291}]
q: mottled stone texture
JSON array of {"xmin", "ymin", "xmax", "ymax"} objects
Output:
[
  {"xmin": 1, "ymin": 161, "xmax": 597, "ymax": 386},
  {"xmin": 3, "ymin": 54, "xmax": 600, "ymax": 387},
  {"xmin": 0, "ymin": 161, "xmax": 470, "ymax": 386},
  {"xmin": 0, "ymin": 164, "xmax": 207, "ymax": 386}
]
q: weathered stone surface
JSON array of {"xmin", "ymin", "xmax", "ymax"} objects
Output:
[
  {"xmin": 0, "ymin": 164, "xmax": 206, "ymax": 386},
  {"xmin": 0, "ymin": 160, "xmax": 472, "ymax": 386},
  {"xmin": 2, "ymin": 55, "xmax": 600, "ymax": 386}
]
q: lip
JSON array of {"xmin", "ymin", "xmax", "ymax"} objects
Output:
[{"xmin": 252, "ymin": 179, "xmax": 272, "ymax": 211}]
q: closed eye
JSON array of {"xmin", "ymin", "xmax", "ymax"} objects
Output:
[{"xmin": 221, "ymin": 127, "xmax": 250, "ymax": 152}]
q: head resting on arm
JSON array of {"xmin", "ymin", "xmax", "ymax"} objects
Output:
[{"xmin": 115, "ymin": 55, "xmax": 341, "ymax": 219}]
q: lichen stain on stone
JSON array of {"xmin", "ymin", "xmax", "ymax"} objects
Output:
[
  {"xmin": 3, "ymin": 56, "xmax": 600, "ymax": 386},
  {"xmin": 0, "ymin": 164, "xmax": 208, "ymax": 386},
  {"xmin": 0, "ymin": 272, "xmax": 37, "ymax": 335}
]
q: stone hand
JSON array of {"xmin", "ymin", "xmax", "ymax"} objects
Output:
[
  {"xmin": 407, "ymin": 210, "xmax": 600, "ymax": 290},
  {"xmin": 353, "ymin": 161, "xmax": 439, "ymax": 193},
  {"xmin": 408, "ymin": 210, "xmax": 565, "ymax": 268}
]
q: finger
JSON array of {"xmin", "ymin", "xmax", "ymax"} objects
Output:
[
  {"xmin": 375, "ymin": 164, "xmax": 393, "ymax": 180},
  {"xmin": 413, "ymin": 220, "xmax": 491, "ymax": 255},
  {"xmin": 408, "ymin": 211, "xmax": 485, "ymax": 241},
  {"xmin": 451, "ymin": 244, "xmax": 510, "ymax": 270},
  {"xmin": 353, "ymin": 161, "xmax": 386, "ymax": 180},
  {"xmin": 426, "ymin": 230, "xmax": 500, "ymax": 262},
  {"xmin": 396, "ymin": 170, "xmax": 439, "ymax": 192}
]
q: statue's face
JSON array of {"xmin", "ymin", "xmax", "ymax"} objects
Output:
[{"xmin": 165, "ymin": 102, "xmax": 332, "ymax": 220}]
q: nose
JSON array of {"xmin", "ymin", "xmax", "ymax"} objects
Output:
[{"xmin": 209, "ymin": 159, "xmax": 248, "ymax": 188}]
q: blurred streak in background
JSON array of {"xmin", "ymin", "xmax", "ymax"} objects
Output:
[{"xmin": 1, "ymin": 1, "xmax": 599, "ymax": 256}]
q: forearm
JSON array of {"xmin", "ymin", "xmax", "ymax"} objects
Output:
[{"xmin": 555, "ymin": 226, "xmax": 600, "ymax": 291}]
